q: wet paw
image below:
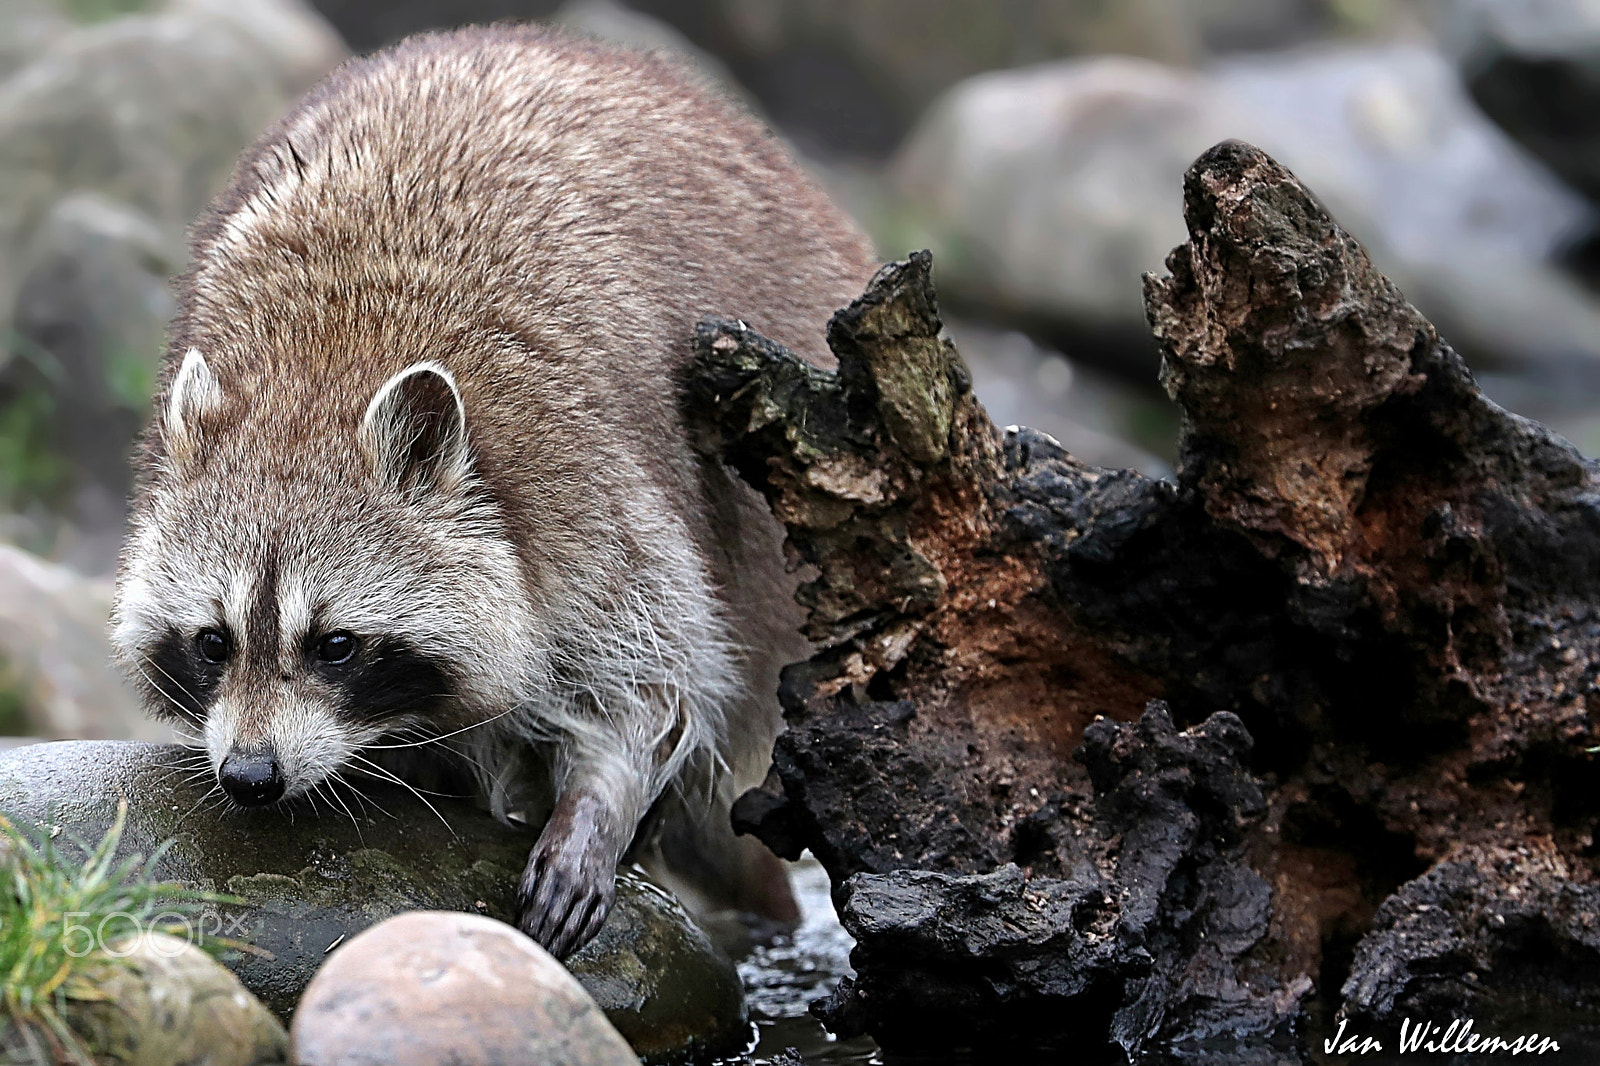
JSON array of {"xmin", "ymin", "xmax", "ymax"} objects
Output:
[{"xmin": 516, "ymin": 828, "xmax": 617, "ymax": 959}]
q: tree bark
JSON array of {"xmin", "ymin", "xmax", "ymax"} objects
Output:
[{"xmin": 682, "ymin": 141, "xmax": 1600, "ymax": 1060}]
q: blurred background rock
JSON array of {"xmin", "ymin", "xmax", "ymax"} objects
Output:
[{"xmin": 2, "ymin": 0, "xmax": 1599, "ymax": 739}]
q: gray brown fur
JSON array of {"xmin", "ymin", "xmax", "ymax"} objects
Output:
[{"xmin": 111, "ymin": 24, "xmax": 879, "ymax": 956}]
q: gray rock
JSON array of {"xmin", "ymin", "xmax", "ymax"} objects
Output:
[
  {"xmin": 0, "ymin": 0, "xmax": 347, "ymax": 319},
  {"xmin": 889, "ymin": 45, "xmax": 1600, "ymax": 379},
  {"xmin": 0, "ymin": 542, "xmax": 159, "ymax": 740},
  {"xmin": 0, "ymin": 14, "xmax": 287, "ymax": 319},
  {"xmin": 552, "ymin": 0, "xmax": 745, "ymax": 107},
  {"xmin": 1441, "ymin": 0, "xmax": 1600, "ymax": 204},
  {"xmin": 944, "ymin": 318, "xmax": 1173, "ymax": 477},
  {"xmin": 1192, "ymin": 0, "xmax": 1424, "ymax": 53},
  {"xmin": 0, "ymin": 0, "xmax": 73, "ymax": 81},
  {"xmin": 68, "ymin": 932, "xmax": 289, "ymax": 1066},
  {"xmin": 161, "ymin": 0, "xmax": 349, "ymax": 97},
  {"xmin": 571, "ymin": 868, "xmax": 750, "ymax": 1063},
  {"xmin": 716, "ymin": 0, "xmax": 1204, "ymax": 117},
  {"xmin": 890, "ymin": 56, "xmax": 1240, "ymax": 350},
  {"xmin": 291, "ymin": 911, "xmax": 639, "ymax": 1066},
  {"xmin": 0, "ymin": 1, "xmax": 347, "ymax": 568},
  {"xmin": 0, "ymin": 740, "xmax": 750, "ymax": 1064},
  {"xmin": 314, "ymin": 0, "xmax": 1204, "ymax": 158},
  {"xmin": 7, "ymin": 193, "xmax": 178, "ymax": 566}
]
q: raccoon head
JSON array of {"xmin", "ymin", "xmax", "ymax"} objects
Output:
[{"xmin": 111, "ymin": 350, "xmax": 539, "ymax": 807}]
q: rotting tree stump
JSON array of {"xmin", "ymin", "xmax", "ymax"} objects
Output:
[{"xmin": 681, "ymin": 141, "xmax": 1600, "ymax": 1062}]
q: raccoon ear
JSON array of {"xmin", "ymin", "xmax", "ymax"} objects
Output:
[
  {"xmin": 360, "ymin": 362, "xmax": 471, "ymax": 495},
  {"xmin": 164, "ymin": 348, "xmax": 222, "ymax": 464}
]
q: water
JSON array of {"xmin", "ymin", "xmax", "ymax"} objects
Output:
[
  {"xmin": 719, "ymin": 860, "xmax": 1122, "ymax": 1066},
  {"xmin": 715, "ymin": 856, "xmax": 880, "ymax": 1066}
]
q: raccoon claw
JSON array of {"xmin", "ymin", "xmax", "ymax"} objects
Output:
[
  {"xmin": 517, "ymin": 804, "xmax": 618, "ymax": 959},
  {"xmin": 518, "ymin": 845, "xmax": 616, "ymax": 959}
]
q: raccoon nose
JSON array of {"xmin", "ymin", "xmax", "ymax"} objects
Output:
[{"xmin": 219, "ymin": 750, "xmax": 285, "ymax": 806}]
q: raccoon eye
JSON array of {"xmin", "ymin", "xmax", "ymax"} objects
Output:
[
  {"xmin": 316, "ymin": 631, "xmax": 358, "ymax": 665},
  {"xmin": 195, "ymin": 628, "xmax": 231, "ymax": 663}
]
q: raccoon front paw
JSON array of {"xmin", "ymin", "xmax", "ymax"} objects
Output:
[{"xmin": 517, "ymin": 810, "xmax": 618, "ymax": 959}]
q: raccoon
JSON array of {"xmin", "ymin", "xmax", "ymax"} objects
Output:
[{"xmin": 109, "ymin": 24, "xmax": 879, "ymax": 958}]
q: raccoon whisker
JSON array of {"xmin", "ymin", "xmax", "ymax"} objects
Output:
[
  {"xmin": 153, "ymin": 759, "xmax": 213, "ymax": 789},
  {"xmin": 136, "ymin": 652, "xmax": 209, "ymax": 725},
  {"xmin": 132, "ymin": 657, "xmax": 202, "ymax": 726},
  {"xmin": 202, "ymin": 790, "xmax": 236, "ymax": 818},
  {"xmin": 139, "ymin": 650, "xmax": 203, "ymax": 704},
  {"xmin": 315, "ymin": 778, "xmax": 364, "ymax": 841},
  {"xmin": 179, "ymin": 783, "xmax": 225, "ymax": 825},
  {"xmin": 441, "ymin": 740, "xmax": 522, "ymax": 811},
  {"xmin": 332, "ymin": 777, "xmax": 374, "ymax": 823},
  {"xmin": 441, "ymin": 740, "xmax": 509, "ymax": 792},
  {"xmin": 304, "ymin": 783, "xmax": 330, "ymax": 827},
  {"xmin": 348, "ymin": 760, "xmax": 462, "ymax": 798},
  {"xmin": 334, "ymin": 773, "xmax": 396, "ymax": 820},
  {"xmin": 347, "ymin": 753, "xmax": 457, "ymax": 837},
  {"xmin": 363, "ymin": 706, "xmax": 516, "ymax": 750}
]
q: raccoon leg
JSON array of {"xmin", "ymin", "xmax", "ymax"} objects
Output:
[
  {"xmin": 517, "ymin": 786, "xmax": 626, "ymax": 958},
  {"xmin": 639, "ymin": 789, "xmax": 799, "ymax": 924}
]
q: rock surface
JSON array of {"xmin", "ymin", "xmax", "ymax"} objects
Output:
[
  {"xmin": 311, "ymin": 0, "xmax": 1422, "ymax": 159},
  {"xmin": 292, "ymin": 911, "xmax": 639, "ymax": 1066},
  {"xmin": 944, "ymin": 318, "xmax": 1173, "ymax": 477},
  {"xmin": 552, "ymin": 0, "xmax": 745, "ymax": 106},
  {"xmin": 0, "ymin": 0, "xmax": 71, "ymax": 81},
  {"xmin": 685, "ymin": 143, "xmax": 1600, "ymax": 1057},
  {"xmin": 69, "ymin": 932, "xmax": 289, "ymax": 1066},
  {"xmin": 814, "ymin": 705, "xmax": 1294, "ymax": 1057},
  {"xmin": 1444, "ymin": 0, "xmax": 1600, "ymax": 205},
  {"xmin": 1209, "ymin": 43, "xmax": 1600, "ymax": 382},
  {"xmin": 1341, "ymin": 849, "xmax": 1600, "ymax": 1029},
  {"xmin": 165, "ymin": 0, "xmax": 349, "ymax": 98},
  {"xmin": 0, "ymin": 542, "xmax": 158, "ymax": 740},
  {"xmin": 0, "ymin": 740, "xmax": 748, "ymax": 1064},
  {"xmin": 0, "ymin": 11, "xmax": 296, "ymax": 318}
]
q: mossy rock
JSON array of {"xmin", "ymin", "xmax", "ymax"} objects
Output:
[{"xmin": 0, "ymin": 741, "xmax": 748, "ymax": 1064}]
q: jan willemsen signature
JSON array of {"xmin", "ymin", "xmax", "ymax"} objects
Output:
[{"xmin": 1326, "ymin": 1017, "xmax": 1561, "ymax": 1056}]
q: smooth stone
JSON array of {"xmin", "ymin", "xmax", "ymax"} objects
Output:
[
  {"xmin": 943, "ymin": 317, "xmax": 1173, "ymax": 478},
  {"xmin": 0, "ymin": 542, "xmax": 158, "ymax": 739},
  {"xmin": 291, "ymin": 911, "xmax": 639, "ymax": 1066},
  {"xmin": 160, "ymin": 0, "xmax": 349, "ymax": 98},
  {"xmin": 1442, "ymin": 0, "xmax": 1600, "ymax": 204},
  {"xmin": 0, "ymin": 740, "xmax": 749, "ymax": 1064},
  {"xmin": 712, "ymin": 0, "xmax": 1204, "ymax": 117},
  {"xmin": 0, "ymin": 0, "xmax": 72, "ymax": 81},
  {"xmin": 890, "ymin": 56, "xmax": 1232, "ymax": 350},
  {"xmin": 68, "ymin": 931, "xmax": 288, "ymax": 1066},
  {"xmin": 1209, "ymin": 43, "xmax": 1600, "ymax": 378},
  {"xmin": 550, "ymin": 0, "xmax": 746, "ymax": 107}
]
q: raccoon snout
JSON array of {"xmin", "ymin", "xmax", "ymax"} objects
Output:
[{"xmin": 219, "ymin": 749, "xmax": 286, "ymax": 807}]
